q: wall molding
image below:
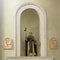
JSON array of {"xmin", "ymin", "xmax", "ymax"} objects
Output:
[{"xmin": 16, "ymin": 2, "xmax": 47, "ymax": 57}]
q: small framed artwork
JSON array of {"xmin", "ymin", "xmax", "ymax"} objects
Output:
[
  {"xmin": 3, "ymin": 37, "xmax": 13, "ymax": 50},
  {"xmin": 50, "ymin": 37, "xmax": 58, "ymax": 49}
]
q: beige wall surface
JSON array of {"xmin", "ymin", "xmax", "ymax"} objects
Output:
[
  {"xmin": 0, "ymin": 0, "xmax": 3, "ymax": 60},
  {"xmin": 2, "ymin": 0, "xmax": 60, "ymax": 60}
]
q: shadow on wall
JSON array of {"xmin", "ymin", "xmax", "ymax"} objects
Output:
[{"xmin": 0, "ymin": 0, "xmax": 3, "ymax": 60}]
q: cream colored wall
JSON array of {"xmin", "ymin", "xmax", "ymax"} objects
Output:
[
  {"xmin": 3, "ymin": 0, "xmax": 60, "ymax": 60},
  {"xmin": 0, "ymin": 0, "xmax": 2, "ymax": 60}
]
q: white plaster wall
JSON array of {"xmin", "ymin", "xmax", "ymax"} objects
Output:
[
  {"xmin": 3, "ymin": 0, "xmax": 60, "ymax": 60},
  {"xmin": 3, "ymin": 0, "xmax": 46, "ymax": 60},
  {"xmin": 0, "ymin": 0, "xmax": 3, "ymax": 60}
]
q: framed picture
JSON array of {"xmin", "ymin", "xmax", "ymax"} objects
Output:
[
  {"xmin": 50, "ymin": 37, "xmax": 57, "ymax": 49},
  {"xmin": 3, "ymin": 37, "xmax": 13, "ymax": 50}
]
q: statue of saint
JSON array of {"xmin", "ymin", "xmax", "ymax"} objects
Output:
[{"xmin": 25, "ymin": 32, "xmax": 37, "ymax": 56}]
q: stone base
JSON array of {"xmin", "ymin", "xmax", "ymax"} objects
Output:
[{"xmin": 7, "ymin": 57, "xmax": 53, "ymax": 60}]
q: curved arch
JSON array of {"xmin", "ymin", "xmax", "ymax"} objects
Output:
[{"xmin": 16, "ymin": 2, "xmax": 47, "ymax": 57}]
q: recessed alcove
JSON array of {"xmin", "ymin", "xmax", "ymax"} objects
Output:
[
  {"xmin": 20, "ymin": 8, "xmax": 40, "ymax": 56},
  {"xmin": 16, "ymin": 2, "xmax": 47, "ymax": 57}
]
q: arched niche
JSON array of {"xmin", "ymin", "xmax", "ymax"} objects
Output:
[
  {"xmin": 20, "ymin": 8, "xmax": 40, "ymax": 56},
  {"xmin": 16, "ymin": 2, "xmax": 47, "ymax": 57}
]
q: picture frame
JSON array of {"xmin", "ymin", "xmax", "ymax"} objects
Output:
[
  {"xmin": 3, "ymin": 37, "xmax": 13, "ymax": 50},
  {"xmin": 50, "ymin": 37, "xmax": 57, "ymax": 49}
]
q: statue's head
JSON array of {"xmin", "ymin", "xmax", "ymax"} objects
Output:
[{"xmin": 29, "ymin": 31, "xmax": 32, "ymax": 35}]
